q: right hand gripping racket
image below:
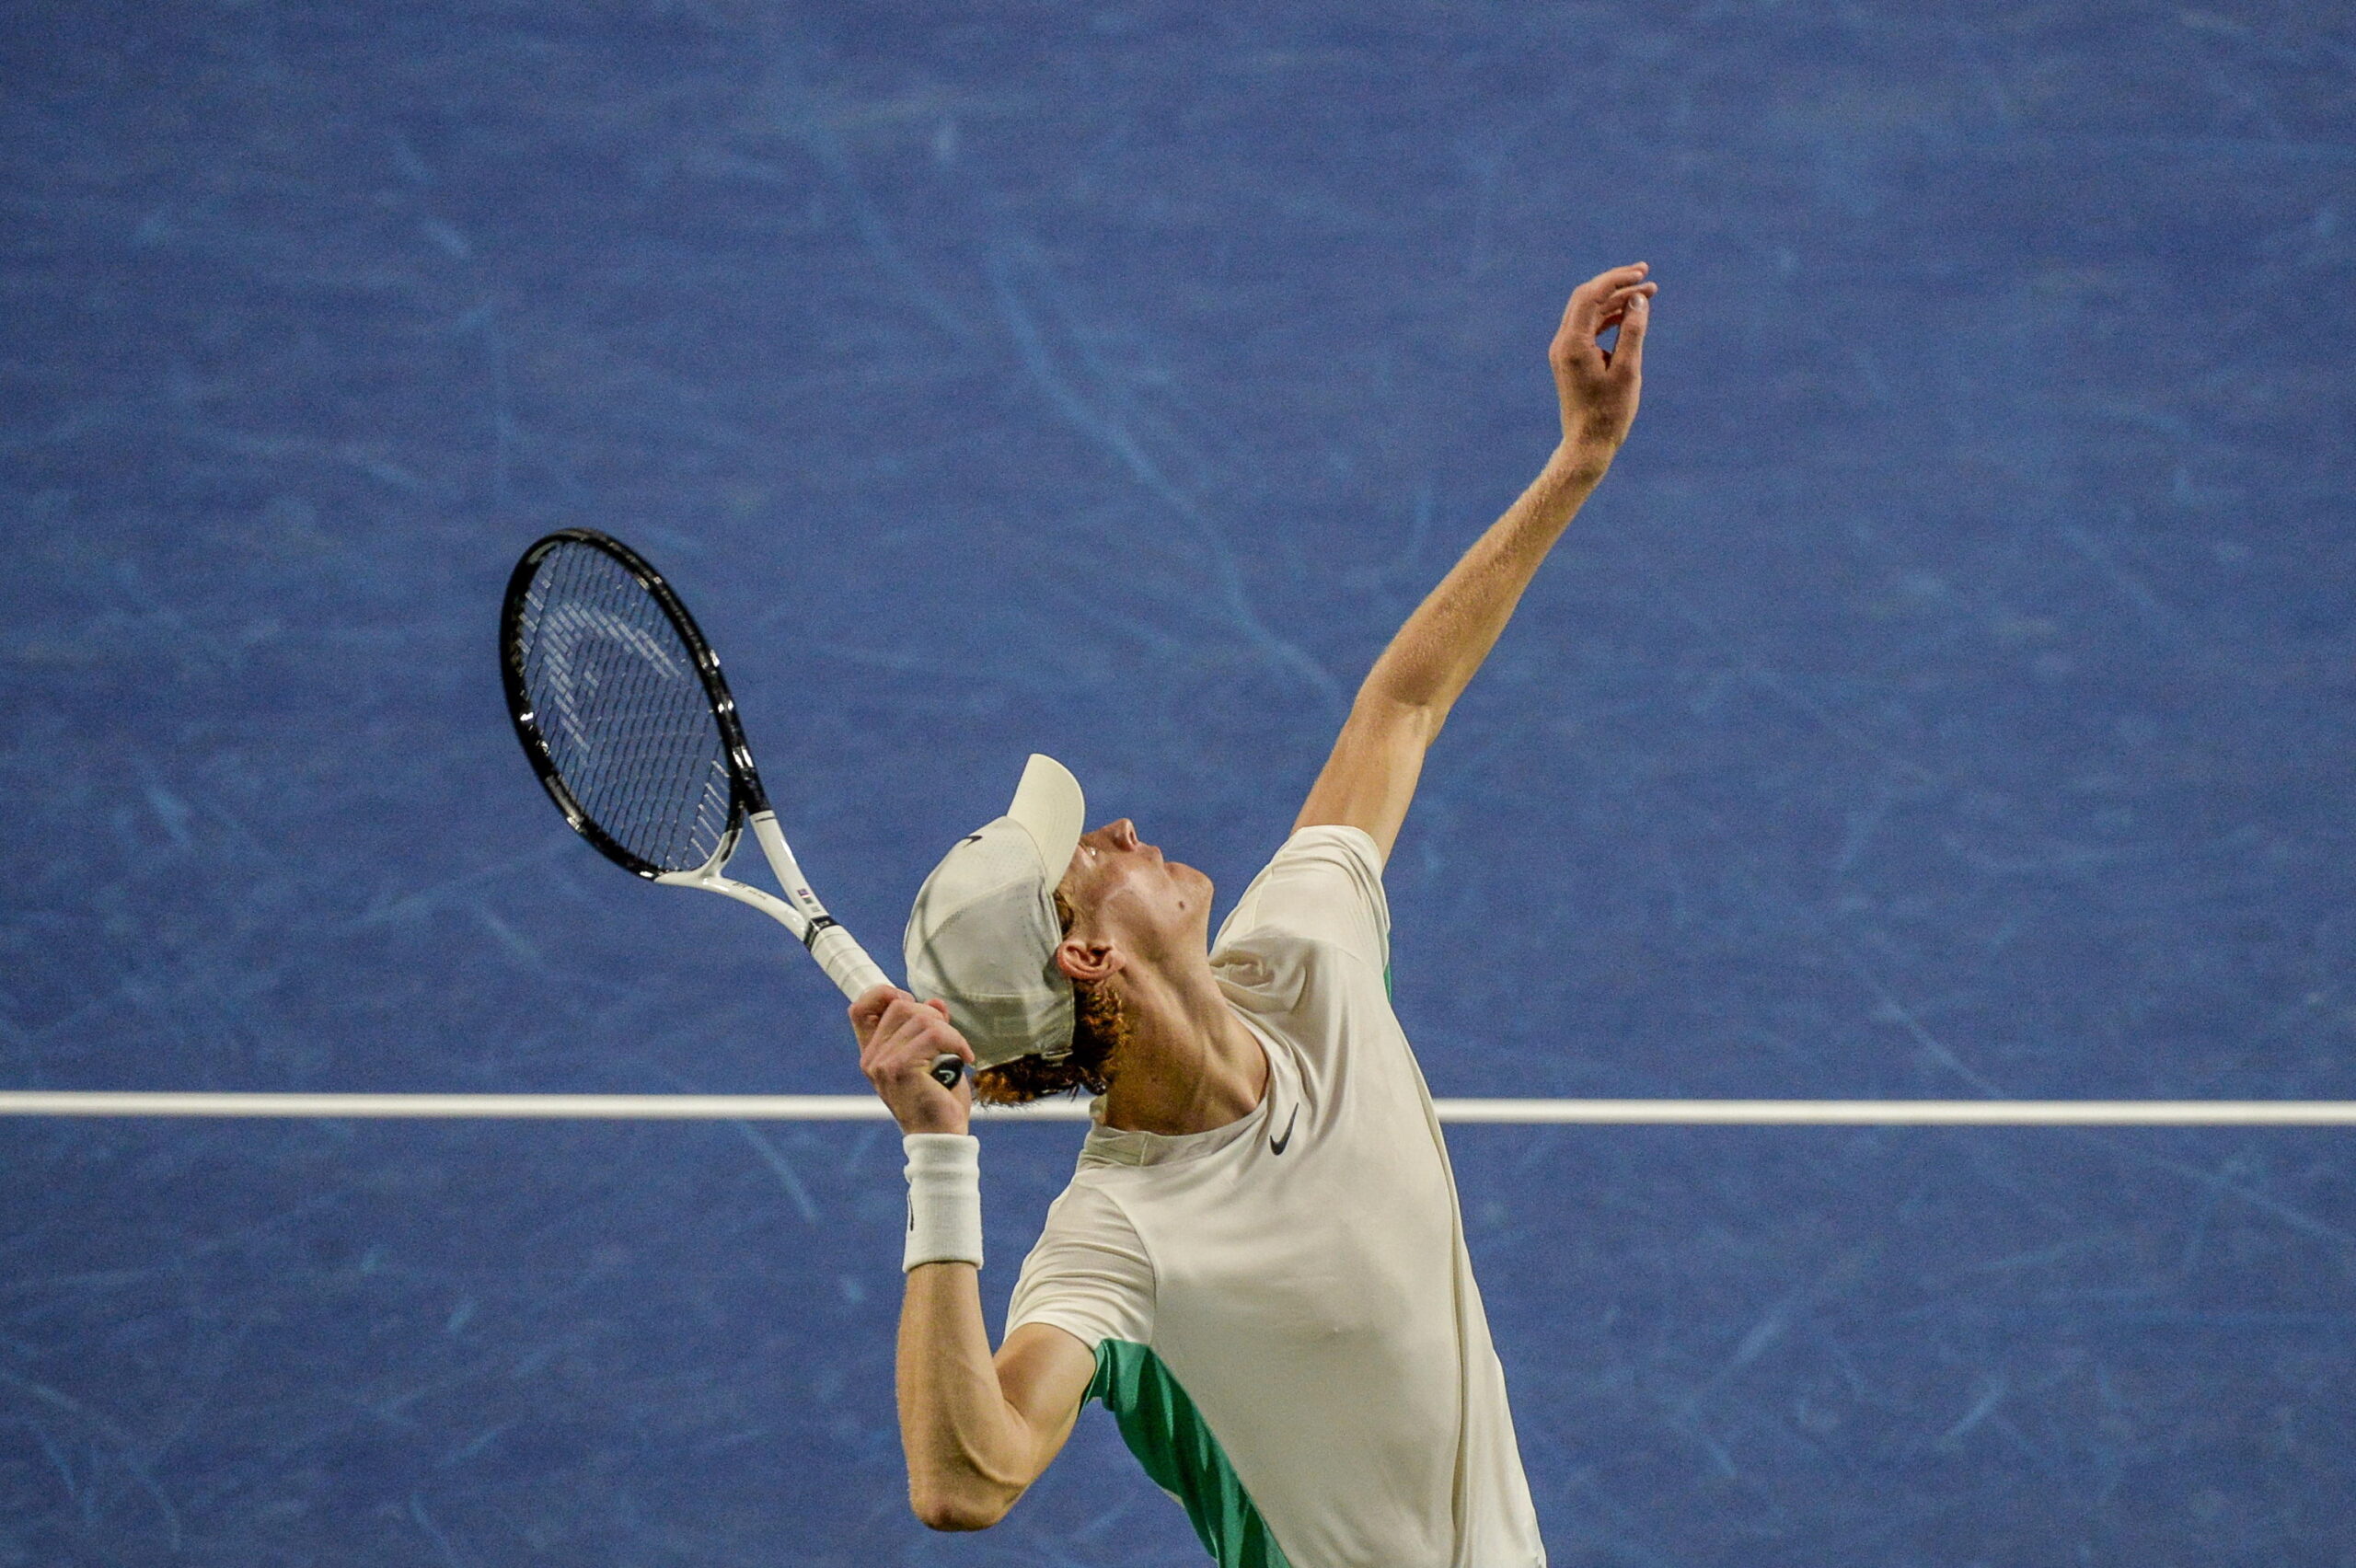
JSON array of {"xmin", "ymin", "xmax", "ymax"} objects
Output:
[{"xmin": 500, "ymin": 528, "xmax": 963, "ymax": 1089}]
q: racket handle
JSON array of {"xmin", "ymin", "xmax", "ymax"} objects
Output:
[
  {"xmin": 807, "ymin": 921, "xmax": 890, "ymax": 999},
  {"xmin": 806, "ymin": 925, "xmax": 966, "ymax": 1090}
]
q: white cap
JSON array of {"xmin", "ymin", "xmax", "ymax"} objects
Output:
[{"xmin": 903, "ymin": 755, "xmax": 1088, "ymax": 1069}]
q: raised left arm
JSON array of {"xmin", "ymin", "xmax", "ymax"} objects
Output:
[{"xmin": 1295, "ymin": 263, "xmax": 1656, "ymax": 861}]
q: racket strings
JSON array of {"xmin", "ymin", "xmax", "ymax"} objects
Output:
[{"xmin": 514, "ymin": 541, "xmax": 736, "ymax": 872}]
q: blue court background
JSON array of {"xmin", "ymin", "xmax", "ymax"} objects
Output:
[{"xmin": 4, "ymin": 3, "xmax": 2352, "ymax": 1563}]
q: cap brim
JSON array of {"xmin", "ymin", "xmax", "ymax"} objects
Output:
[{"xmin": 1006, "ymin": 753, "xmax": 1085, "ymax": 888}]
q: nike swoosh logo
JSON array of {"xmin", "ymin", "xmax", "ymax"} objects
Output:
[{"xmin": 1268, "ymin": 1105, "xmax": 1300, "ymax": 1157}]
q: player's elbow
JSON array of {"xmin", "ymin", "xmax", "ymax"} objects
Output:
[
  {"xmin": 913, "ymin": 1500, "xmax": 1003, "ymax": 1533},
  {"xmin": 908, "ymin": 1479, "xmax": 1013, "ymax": 1533}
]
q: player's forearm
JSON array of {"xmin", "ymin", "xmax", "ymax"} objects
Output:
[
  {"xmin": 1359, "ymin": 438, "xmax": 1613, "ymax": 720},
  {"xmin": 895, "ymin": 1262, "xmax": 1034, "ymax": 1530}
]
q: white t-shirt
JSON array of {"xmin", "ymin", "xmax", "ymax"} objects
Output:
[{"xmin": 1006, "ymin": 826, "xmax": 1544, "ymax": 1568}]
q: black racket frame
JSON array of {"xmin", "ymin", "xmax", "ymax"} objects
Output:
[{"xmin": 498, "ymin": 527, "xmax": 774, "ymax": 881}]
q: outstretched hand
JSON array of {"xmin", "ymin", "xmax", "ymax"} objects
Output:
[
  {"xmin": 850, "ymin": 985, "xmax": 974, "ymax": 1135},
  {"xmin": 1550, "ymin": 262, "xmax": 1655, "ymax": 457}
]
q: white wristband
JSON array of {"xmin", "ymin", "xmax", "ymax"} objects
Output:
[{"xmin": 902, "ymin": 1133, "xmax": 983, "ymax": 1272}]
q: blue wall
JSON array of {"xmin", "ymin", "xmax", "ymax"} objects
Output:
[{"xmin": 4, "ymin": 3, "xmax": 2351, "ymax": 1562}]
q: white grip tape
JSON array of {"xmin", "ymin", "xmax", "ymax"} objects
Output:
[
  {"xmin": 808, "ymin": 923, "xmax": 891, "ymax": 1001},
  {"xmin": 902, "ymin": 1133, "xmax": 983, "ymax": 1272}
]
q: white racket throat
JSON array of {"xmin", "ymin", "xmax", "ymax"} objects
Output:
[{"xmin": 654, "ymin": 812, "xmax": 891, "ymax": 999}]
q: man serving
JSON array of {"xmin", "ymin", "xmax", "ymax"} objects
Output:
[{"xmin": 850, "ymin": 262, "xmax": 1656, "ymax": 1566}]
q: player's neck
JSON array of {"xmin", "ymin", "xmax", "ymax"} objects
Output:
[{"xmin": 1100, "ymin": 953, "xmax": 1266, "ymax": 1136}]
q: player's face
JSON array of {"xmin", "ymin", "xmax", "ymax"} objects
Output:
[{"xmin": 1058, "ymin": 818, "xmax": 1213, "ymax": 959}]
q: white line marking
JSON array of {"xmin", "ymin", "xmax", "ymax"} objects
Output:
[{"xmin": 3, "ymin": 1093, "xmax": 2353, "ymax": 1125}]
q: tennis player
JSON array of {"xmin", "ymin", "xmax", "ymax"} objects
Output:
[{"xmin": 850, "ymin": 262, "xmax": 1654, "ymax": 1566}]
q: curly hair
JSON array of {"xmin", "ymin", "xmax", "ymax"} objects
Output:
[{"xmin": 971, "ymin": 890, "xmax": 1127, "ymax": 1107}]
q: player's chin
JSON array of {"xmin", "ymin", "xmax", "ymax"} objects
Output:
[{"xmin": 1169, "ymin": 862, "xmax": 1218, "ymax": 928}]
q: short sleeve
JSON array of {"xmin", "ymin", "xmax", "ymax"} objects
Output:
[
  {"xmin": 1211, "ymin": 824, "xmax": 1390, "ymax": 976},
  {"xmin": 1006, "ymin": 1180, "xmax": 1154, "ymax": 1351}
]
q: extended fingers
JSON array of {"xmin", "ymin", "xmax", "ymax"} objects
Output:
[
  {"xmin": 1592, "ymin": 288, "xmax": 1656, "ymax": 340},
  {"xmin": 1578, "ymin": 262, "xmax": 1650, "ymax": 300},
  {"xmin": 1609, "ymin": 289, "xmax": 1649, "ymax": 375},
  {"xmin": 1562, "ymin": 263, "xmax": 1649, "ymax": 335}
]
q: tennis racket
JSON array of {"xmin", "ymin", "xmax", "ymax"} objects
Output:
[{"xmin": 499, "ymin": 528, "xmax": 963, "ymax": 1090}]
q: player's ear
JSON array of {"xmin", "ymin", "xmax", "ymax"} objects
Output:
[{"xmin": 1054, "ymin": 937, "xmax": 1119, "ymax": 985}]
